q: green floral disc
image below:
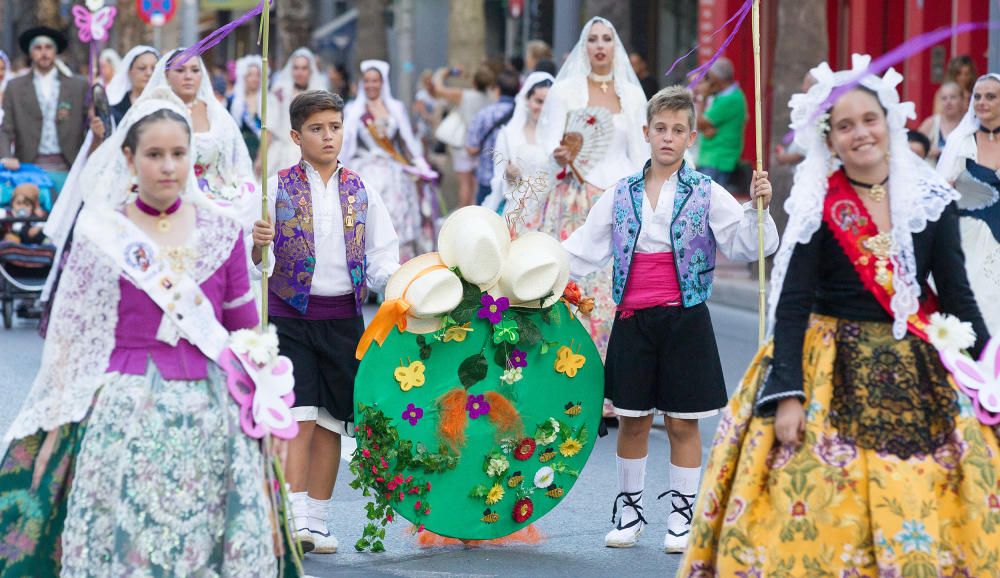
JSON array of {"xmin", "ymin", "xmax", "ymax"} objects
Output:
[{"xmin": 353, "ymin": 292, "xmax": 603, "ymax": 541}]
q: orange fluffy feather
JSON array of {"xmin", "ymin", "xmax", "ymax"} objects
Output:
[
  {"xmin": 484, "ymin": 391, "xmax": 523, "ymax": 439},
  {"xmin": 437, "ymin": 388, "xmax": 468, "ymax": 451}
]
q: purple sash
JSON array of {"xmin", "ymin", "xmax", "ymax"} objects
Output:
[{"xmin": 271, "ymin": 162, "xmax": 368, "ymax": 315}]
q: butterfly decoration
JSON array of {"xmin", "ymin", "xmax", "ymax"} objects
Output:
[
  {"xmin": 554, "ymin": 345, "xmax": 586, "ymax": 378},
  {"xmin": 72, "ymin": 4, "xmax": 117, "ymax": 43},
  {"xmin": 220, "ymin": 347, "xmax": 299, "ymax": 440},
  {"xmin": 939, "ymin": 336, "xmax": 1000, "ymax": 425},
  {"xmin": 395, "ymin": 359, "xmax": 426, "ymax": 392},
  {"xmin": 85, "ymin": 0, "xmax": 105, "ymax": 10}
]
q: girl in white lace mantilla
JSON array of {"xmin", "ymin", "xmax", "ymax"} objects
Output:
[{"xmin": 0, "ymin": 88, "xmax": 292, "ymax": 577}]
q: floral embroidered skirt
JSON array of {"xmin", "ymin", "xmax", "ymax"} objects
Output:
[
  {"xmin": 678, "ymin": 314, "xmax": 1000, "ymax": 578},
  {"xmin": 0, "ymin": 366, "xmax": 290, "ymax": 578},
  {"xmin": 540, "ymin": 178, "xmax": 614, "ymax": 359}
]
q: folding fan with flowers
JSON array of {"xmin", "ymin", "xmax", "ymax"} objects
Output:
[{"xmin": 559, "ymin": 107, "xmax": 613, "ymax": 184}]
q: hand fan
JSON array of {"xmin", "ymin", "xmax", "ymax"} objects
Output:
[{"xmin": 560, "ymin": 107, "xmax": 613, "ymax": 183}]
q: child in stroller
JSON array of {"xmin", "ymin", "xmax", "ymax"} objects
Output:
[{"xmin": 0, "ymin": 183, "xmax": 54, "ymax": 328}]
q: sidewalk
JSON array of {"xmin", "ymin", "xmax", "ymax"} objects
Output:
[{"xmin": 709, "ymin": 252, "xmax": 766, "ymax": 312}]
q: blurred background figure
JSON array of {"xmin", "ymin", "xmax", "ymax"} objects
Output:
[
  {"xmin": 524, "ymin": 40, "xmax": 552, "ymax": 74},
  {"xmin": 99, "ymin": 48, "xmax": 121, "ymax": 87},
  {"xmin": 466, "ymin": 68, "xmax": 520, "ymax": 205},
  {"xmin": 266, "ymin": 47, "xmax": 329, "ymax": 175},
  {"xmin": 629, "ymin": 51, "xmax": 659, "ymax": 99},
  {"xmin": 906, "ymin": 129, "xmax": 930, "ymax": 160},
  {"xmin": 229, "ymin": 55, "xmax": 264, "ymax": 166},
  {"xmin": 695, "ymin": 57, "xmax": 747, "ymax": 193},
  {"xmin": 918, "ymin": 81, "xmax": 964, "ymax": 164},
  {"xmin": 432, "ymin": 64, "xmax": 494, "ymax": 207},
  {"xmin": 946, "ymin": 54, "xmax": 977, "ymax": 107}
]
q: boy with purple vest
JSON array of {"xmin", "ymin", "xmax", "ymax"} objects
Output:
[
  {"xmin": 251, "ymin": 90, "xmax": 399, "ymax": 554},
  {"xmin": 563, "ymin": 86, "xmax": 779, "ymax": 553}
]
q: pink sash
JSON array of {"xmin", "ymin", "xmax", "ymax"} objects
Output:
[{"xmin": 618, "ymin": 252, "xmax": 681, "ymax": 318}]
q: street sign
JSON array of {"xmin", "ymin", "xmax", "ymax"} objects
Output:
[{"xmin": 136, "ymin": 0, "xmax": 177, "ymax": 25}]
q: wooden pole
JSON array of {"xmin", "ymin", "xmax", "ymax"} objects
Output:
[
  {"xmin": 259, "ymin": 0, "xmax": 271, "ymax": 330},
  {"xmin": 752, "ymin": 0, "xmax": 766, "ymax": 344}
]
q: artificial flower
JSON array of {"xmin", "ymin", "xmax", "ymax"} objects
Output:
[
  {"xmin": 533, "ymin": 466, "xmax": 555, "ymax": 488},
  {"xmin": 500, "ymin": 367, "xmax": 523, "ymax": 385},
  {"xmin": 402, "ymin": 403, "xmax": 423, "ymax": 426},
  {"xmin": 559, "ymin": 438, "xmax": 583, "ymax": 457},
  {"xmin": 230, "ymin": 325, "xmax": 280, "ymax": 366},
  {"xmin": 927, "ymin": 312, "xmax": 976, "ymax": 352},
  {"xmin": 508, "ymin": 349, "xmax": 528, "ymax": 368},
  {"xmin": 577, "ymin": 297, "xmax": 595, "ymax": 317},
  {"xmin": 443, "ymin": 322, "xmax": 473, "ymax": 343},
  {"xmin": 485, "ymin": 453, "xmax": 510, "ymax": 477},
  {"xmin": 534, "ymin": 417, "xmax": 560, "ymax": 445},
  {"xmin": 562, "ymin": 281, "xmax": 582, "ymax": 305},
  {"xmin": 478, "ymin": 294, "xmax": 510, "ymax": 325},
  {"xmin": 485, "ymin": 483, "xmax": 505, "ymax": 505},
  {"xmin": 513, "ymin": 497, "xmax": 534, "ymax": 522},
  {"xmin": 513, "ymin": 438, "xmax": 536, "ymax": 461},
  {"xmin": 492, "ymin": 319, "xmax": 520, "ymax": 345},
  {"xmin": 467, "ymin": 394, "xmax": 491, "ymax": 419}
]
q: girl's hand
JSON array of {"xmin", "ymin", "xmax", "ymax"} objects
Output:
[{"xmin": 774, "ymin": 397, "xmax": 805, "ymax": 447}]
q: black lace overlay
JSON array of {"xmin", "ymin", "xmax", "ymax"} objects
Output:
[{"xmin": 830, "ymin": 319, "xmax": 957, "ymax": 459}]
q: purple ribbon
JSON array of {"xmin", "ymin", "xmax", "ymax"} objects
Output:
[
  {"xmin": 663, "ymin": 0, "xmax": 753, "ymax": 88},
  {"xmin": 784, "ymin": 20, "xmax": 1000, "ymax": 144},
  {"xmin": 168, "ymin": 0, "xmax": 266, "ymax": 69}
]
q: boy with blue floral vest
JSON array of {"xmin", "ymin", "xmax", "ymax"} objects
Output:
[
  {"xmin": 251, "ymin": 90, "xmax": 399, "ymax": 554},
  {"xmin": 563, "ymin": 86, "xmax": 779, "ymax": 553}
]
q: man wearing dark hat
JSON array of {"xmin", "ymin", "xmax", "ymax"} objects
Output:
[{"xmin": 0, "ymin": 27, "xmax": 88, "ymax": 193}]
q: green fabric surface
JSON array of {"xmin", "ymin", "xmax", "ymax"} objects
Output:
[
  {"xmin": 355, "ymin": 301, "xmax": 604, "ymax": 540},
  {"xmin": 697, "ymin": 85, "xmax": 747, "ymax": 172}
]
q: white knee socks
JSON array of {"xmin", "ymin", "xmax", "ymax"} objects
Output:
[{"xmin": 616, "ymin": 455, "xmax": 647, "ymax": 527}]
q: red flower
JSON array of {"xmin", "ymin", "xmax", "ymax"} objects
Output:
[
  {"xmin": 513, "ymin": 497, "xmax": 534, "ymax": 522},
  {"xmin": 417, "ymin": 524, "xmax": 425, "ymax": 533},
  {"xmin": 380, "ymin": 457, "xmax": 388, "ymax": 469},
  {"xmin": 366, "ymin": 426, "xmax": 373, "ymax": 438},
  {"xmin": 562, "ymin": 281, "xmax": 582, "ymax": 305},
  {"xmin": 387, "ymin": 481, "xmax": 398, "ymax": 491},
  {"xmin": 373, "ymin": 443, "xmax": 380, "ymax": 450},
  {"xmin": 414, "ymin": 501, "xmax": 422, "ymax": 511},
  {"xmin": 405, "ymin": 475, "xmax": 413, "ymax": 483},
  {"xmin": 423, "ymin": 507, "xmax": 431, "ymax": 515},
  {"xmin": 386, "ymin": 513, "xmax": 394, "ymax": 522},
  {"xmin": 194, "ymin": 164, "xmax": 205, "ymax": 177},
  {"xmin": 586, "ymin": 116, "xmax": 596, "ymax": 125},
  {"xmin": 398, "ymin": 491, "xmax": 404, "ymax": 501},
  {"xmin": 790, "ymin": 500, "xmax": 807, "ymax": 518},
  {"xmin": 426, "ymin": 482, "xmax": 432, "ymax": 491},
  {"xmin": 362, "ymin": 449, "xmax": 371, "ymax": 458},
  {"xmin": 371, "ymin": 465, "xmax": 378, "ymax": 474},
  {"xmin": 989, "ymin": 494, "xmax": 1000, "ymax": 510},
  {"xmin": 513, "ymin": 438, "xmax": 537, "ymax": 461},
  {"xmin": 376, "ymin": 477, "xmax": 385, "ymax": 484}
]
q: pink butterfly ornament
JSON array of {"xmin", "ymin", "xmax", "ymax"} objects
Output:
[
  {"xmin": 939, "ymin": 336, "xmax": 1000, "ymax": 426},
  {"xmin": 72, "ymin": 4, "xmax": 117, "ymax": 43}
]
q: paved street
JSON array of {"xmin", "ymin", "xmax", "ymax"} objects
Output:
[{"xmin": 0, "ymin": 300, "xmax": 761, "ymax": 578}]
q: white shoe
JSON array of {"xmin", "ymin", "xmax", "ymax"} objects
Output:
[
  {"xmin": 294, "ymin": 528, "xmax": 315, "ymax": 554},
  {"xmin": 604, "ymin": 491, "xmax": 646, "ymax": 548},
  {"xmin": 307, "ymin": 529, "xmax": 338, "ymax": 554},
  {"xmin": 660, "ymin": 489, "xmax": 695, "ymax": 553}
]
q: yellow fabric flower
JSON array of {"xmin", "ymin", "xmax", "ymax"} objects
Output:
[
  {"xmin": 559, "ymin": 438, "xmax": 583, "ymax": 457},
  {"xmin": 443, "ymin": 322, "xmax": 473, "ymax": 343},
  {"xmin": 485, "ymin": 483, "xmax": 505, "ymax": 505}
]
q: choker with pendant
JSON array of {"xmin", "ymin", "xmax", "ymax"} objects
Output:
[
  {"xmin": 845, "ymin": 173, "xmax": 889, "ymax": 203},
  {"xmin": 588, "ymin": 72, "xmax": 613, "ymax": 94},
  {"xmin": 136, "ymin": 196, "xmax": 183, "ymax": 233},
  {"xmin": 979, "ymin": 124, "xmax": 1000, "ymax": 142}
]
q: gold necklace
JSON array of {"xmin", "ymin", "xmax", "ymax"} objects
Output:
[{"xmin": 845, "ymin": 174, "xmax": 888, "ymax": 203}]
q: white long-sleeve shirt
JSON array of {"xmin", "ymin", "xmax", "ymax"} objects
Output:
[
  {"xmin": 563, "ymin": 170, "xmax": 779, "ymax": 279},
  {"xmin": 249, "ymin": 161, "xmax": 400, "ymax": 295}
]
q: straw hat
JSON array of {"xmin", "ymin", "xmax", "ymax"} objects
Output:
[
  {"xmin": 384, "ymin": 253, "xmax": 463, "ymax": 334},
  {"xmin": 491, "ymin": 232, "xmax": 569, "ymax": 308},
  {"xmin": 437, "ymin": 206, "xmax": 511, "ymax": 289}
]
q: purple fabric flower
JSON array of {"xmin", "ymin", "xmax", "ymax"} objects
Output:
[
  {"xmin": 402, "ymin": 403, "xmax": 423, "ymax": 426},
  {"xmin": 477, "ymin": 294, "xmax": 509, "ymax": 325},
  {"xmin": 815, "ymin": 433, "xmax": 857, "ymax": 468},
  {"xmin": 466, "ymin": 394, "xmax": 491, "ymax": 419},
  {"xmin": 508, "ymin": 349, "xmax": 528, "ymax": 368}
]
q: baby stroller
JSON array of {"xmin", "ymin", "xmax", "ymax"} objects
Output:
[
  {"xmin": 0, "ymin": 214, "xmax": 54, "ymax": 329},
  {"xmin": 0, "ymin": 166, "xmax": 58, "ymax": 329}
]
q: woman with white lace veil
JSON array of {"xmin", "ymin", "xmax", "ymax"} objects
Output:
[
  {"xmin": 266, "ymin": 47, "xmax": 328, "ymax": 175},
  {"xmin": 341, "ymin": 59, "xmax": 439, "ymax": 260},
  {"xmin": 679, "ymin": 55, "xmax": 998, "ymax": 575},
  {"xmin": 228, "ymin": 55, "xmax": 264, "ymax": 165},
  {"xmin": 936, "ymin": 73, "xmax": 1000, "ymax": 335},
  {"xmin": 0, "ymin": 87, "xmax": 290, "ymax": 577},
  {"xmin": 142, "ymin": 49, "xmax": 257, "ymax": 224},
  {"xmin": 482, "ymin": 71, "xmax": 554, "ymax": 234},
  {"xmin": 42, "ymin": 45, "xmax": 160, "ymax": 303},
  {"xmin": 534, "ymin": 17, "xmax": 648, "ymax": 362}
]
